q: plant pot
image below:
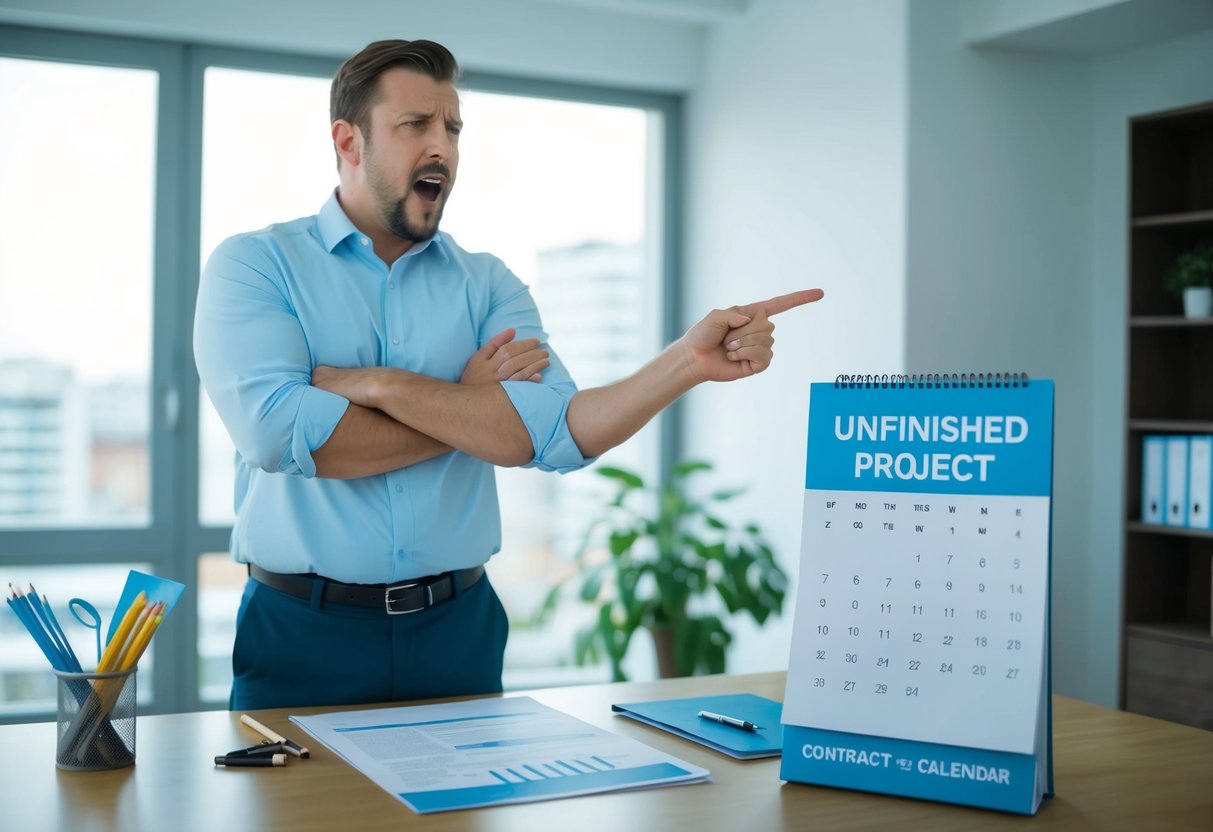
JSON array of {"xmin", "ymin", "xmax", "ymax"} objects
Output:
[
  {"xmin": 1183, "ymin": 286, "xmax": 1212, "ymax": 318},
  {"xmin": 650, "ymin": 626, "xmax": 681, "ymax": 678}
]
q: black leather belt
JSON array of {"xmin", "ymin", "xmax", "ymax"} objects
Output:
[{"xmin": 249, "ymin": 565, "xmax": 485, "ymax": 615}]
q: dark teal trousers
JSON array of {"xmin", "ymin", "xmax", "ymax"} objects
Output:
[{"xmin": 229, "ymin": 572, "xmax": 509, "ymax": 710}]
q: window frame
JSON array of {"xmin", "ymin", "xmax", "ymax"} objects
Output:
[{"xmin": 0, "ymin": 24, "xmax": 682, "ymax": 722}]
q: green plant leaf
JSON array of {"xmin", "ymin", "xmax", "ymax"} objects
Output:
[
  {"xmin": 608, "ymin": 530, "xmax": 638, "ymax": 557},
  {"xmin": 573, "ymin": 626, "xmax": 601, "ymax": 666},
  {"xmin": 672, "ymin": 460, "xmax": 712, "ymax": 479},
  {"xmin": 579, "ymin": 564, "xmax": 606, "ymax": 602},
  {"xmin": 597, "ymin": 466, "xmax": 645, "ymax": 489}
]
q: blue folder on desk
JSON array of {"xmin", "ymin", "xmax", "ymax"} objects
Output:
[{"xmin": 612, "ymin": 693, "xmax": 783, "ymax": 759}]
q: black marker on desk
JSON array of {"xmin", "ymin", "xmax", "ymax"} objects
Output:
[
  {"xmin": 697, "ymin": 710, "xmax": 760, "ymax": 732},
  {"xmin": 225, "ymin": 742, "xmax": 287, "ymax": 757},
  {"xmin": 215, "ymin": 753, "xmax": 288, "ymax": 767}
]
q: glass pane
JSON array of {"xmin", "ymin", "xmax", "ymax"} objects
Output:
[
  {"xmin": 0, "ymin": 563, "xmax": 151, "ymax": 716},
  {"xmin": 198, "ymin": 67, "xmax": 336, "ymax": 527},
  {"xmin": 196, "ymin": 551, "xmax": 244, "ymax": 704},
  {"xmin": 0, "ymin": 58, "xmax": 157, "ymax": 528},
  {"xmin": 442, "ymin": 93, "xmax": 662, "ymax": 686}
]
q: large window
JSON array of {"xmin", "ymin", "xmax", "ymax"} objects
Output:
[
  {"xmin": 0, "ymin": 56, "xmax": 156, "ymax": 530},
  {"xmin": 0, "ymin": 27, "xmax": 678, "ymax": 720}
]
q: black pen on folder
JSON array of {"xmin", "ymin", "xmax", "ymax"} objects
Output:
[{"xmin": 698, "ymin": 709, "xmax": 760, "ymax": 732}]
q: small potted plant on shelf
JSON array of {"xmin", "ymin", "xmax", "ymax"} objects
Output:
[
  {"xmin": 1166, "ymin": 240, "xmax": 1213, "ymax": 318},
  {"xmin": 532, "ymin": 460, "xmax": 788, "ymax": 682}
]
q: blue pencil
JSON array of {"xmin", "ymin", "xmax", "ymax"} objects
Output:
[
  {"xmin": 6, "ymin": 584, "xmax": 70, "ymax": 672},
  {"xmin": 27, "ymin": 585, "xmax": 76, "ymax": 670},
  {"xmin": 35, "ymin": 589, "xmax": 83, "ymax": 673}
]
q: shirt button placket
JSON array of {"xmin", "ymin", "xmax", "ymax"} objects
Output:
[{"xmin": 385, "ymin": 259, "xmax": 410, "ymax": 574}]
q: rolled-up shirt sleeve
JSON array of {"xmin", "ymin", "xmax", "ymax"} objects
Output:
[
  {"xmin": 194, "ymin": 235, "xmax": 349, "ymax": 477},
  {"xmin": 482, "ymin": 263, "xmax": 595, "ymax": 474},
  {"xmin": 500, "ymin": 378, "xmax": 591, "ymax": 473}
]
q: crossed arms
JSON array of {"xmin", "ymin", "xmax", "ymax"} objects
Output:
[{"xmin": 311, "ymin": 290, "xmax": 823, "ymax": 478}]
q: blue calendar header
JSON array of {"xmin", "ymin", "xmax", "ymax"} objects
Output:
[{"xmin": 804, "ymin": 381, "xmax": 1054, "ymax": 497}]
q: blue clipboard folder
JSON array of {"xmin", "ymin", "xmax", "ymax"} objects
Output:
[{"xmin": 611, "ymin": 693, "xmax": 783, "ymax": 759}]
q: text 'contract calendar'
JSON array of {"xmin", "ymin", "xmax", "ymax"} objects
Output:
[{"xmin": 781, "ymin": 376, "xmax": 1055, "ymax": 815}]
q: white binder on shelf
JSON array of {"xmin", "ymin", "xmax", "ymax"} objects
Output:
[
  {"xmin": 1188, "ymin": 436, "xmax": 1212, "ymax": 531},
  {"xmin": 1141, "ymin": 436, "xmax": 1165, "ymax": 525},
  {"xmin": 1164, "ymin": 436, "xmax": 1189, "ymax": 527}
]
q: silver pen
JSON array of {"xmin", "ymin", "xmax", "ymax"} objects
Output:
[{"xmin": 697, "ymin": 709, "xmax": 760, "ymax": 732}]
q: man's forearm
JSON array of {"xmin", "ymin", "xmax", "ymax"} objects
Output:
[
  {"xmin": 368, "ymin": 371, "xmax": 534, "ymax": 467},
  {"xmin": 566, "ymin": 343, "xmax": 699, "ymax": 458},
  {"xmin": 313, "ymin": 402, "xmax": 453, "ymax": 478}
]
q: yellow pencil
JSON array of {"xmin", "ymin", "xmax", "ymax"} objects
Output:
[
  {"xmin": 96, "ymin": 592, "xmax": 147, "ymax": 672},
  {"xmin": 119, "ymin": 604, "xmax": 164, "ymax": 671},
  {"xmin": 112, "ymin": 601, "xmax": 157, "ymax": 671}
]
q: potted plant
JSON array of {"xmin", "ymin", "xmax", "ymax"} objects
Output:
[
  {"xmin": 532, "ymin": 460, "xmax": 788, "ymax": 682},
  {"xmin": 1166, "ymin": 241, "xmax": 1213, "ymax": 318}
]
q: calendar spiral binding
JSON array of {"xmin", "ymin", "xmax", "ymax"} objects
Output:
[{"xmin": 833, "ymin": 372, "xmax": 1029, "ymax": 389}]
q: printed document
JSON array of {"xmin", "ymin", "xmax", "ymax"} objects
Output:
[{"xmin": 291, "ymin": 696, "xmax": 711, "ymax": 813}]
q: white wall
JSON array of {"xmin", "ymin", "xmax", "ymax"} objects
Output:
[
  {"xmin": 904, "ymin": 0, "xmax": 1099, "ymax": 701},
  {"xmin": 1087, "ymin": 25, "xmax": 1213, "ymax": 705},
  {"xmin": 0, "ymin": 0, "xmax": 702, "ymax": 91},
  {"xmin": 905, "ymin": 0, "xmax": 1213, "ymax": 707},
  {"xmin": 682, "ymin": 0, "xmax": 909, "ymax": 674}
]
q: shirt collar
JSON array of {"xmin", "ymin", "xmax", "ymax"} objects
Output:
[{"xmin": 317, "ymin": 190, "xmax": 451, "ymax": 263}]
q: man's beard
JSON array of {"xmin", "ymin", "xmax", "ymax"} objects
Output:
[
  {"xmin": 379, "ymin": 190, "xmax": 444, "ymax": 243},
  {"xmin": 366, "ymin": 154, "xmax": 447, "ymax": 243}
]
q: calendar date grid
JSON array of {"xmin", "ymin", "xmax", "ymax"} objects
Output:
[{"xmin": 799, "ymin": 490, "xmax": 1048, "ymax": 705}]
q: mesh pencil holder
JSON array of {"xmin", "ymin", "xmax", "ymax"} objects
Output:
[{"xmin": 52, "ymin": 668, "xmax": 137, "ymax": 771}]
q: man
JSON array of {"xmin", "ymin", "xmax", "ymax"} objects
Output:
[{"xmin": 194, "ymin": 39, "xmax": 822, "ymax": 710}]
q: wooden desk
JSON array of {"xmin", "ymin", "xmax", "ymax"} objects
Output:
[{"xmin": 2, "ymin": 672, "xmax": 1210, "ymax": 831}]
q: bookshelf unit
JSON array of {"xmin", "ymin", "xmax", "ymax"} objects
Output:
[{"xmin": 1123, "ymin": 100, "xmax": 1213, "ymax": 729}]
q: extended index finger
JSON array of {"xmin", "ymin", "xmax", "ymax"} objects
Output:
[{"xmin": 739, "ymin": 288, "xmax": 824, "ymax": 319}]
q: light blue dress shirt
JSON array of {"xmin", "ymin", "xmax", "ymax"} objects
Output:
[{"xmin": 194, "ymin": 192, "xmax": 593, "ymax": 583}]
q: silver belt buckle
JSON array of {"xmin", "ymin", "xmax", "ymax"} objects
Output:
[{"xmin": 384, "ymin": 579, "xmax": 433, "ymax": 615}]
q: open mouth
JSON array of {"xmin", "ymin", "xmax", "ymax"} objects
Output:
[{"xmin": 413, "ymin": 177, "xmax": 443, "ymax": 204}]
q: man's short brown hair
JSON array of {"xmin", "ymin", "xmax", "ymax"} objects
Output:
[{"xmin": 330, "ymin": 39, "xmax": 460, "ymax": 161}]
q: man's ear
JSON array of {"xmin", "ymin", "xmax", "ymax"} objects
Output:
[{"xmin": 332, "ymin": 119, "xmax": 362, "ymax": 169}]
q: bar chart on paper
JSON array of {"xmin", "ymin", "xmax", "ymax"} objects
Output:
[{"xmin": 291, "ymin": 696, "xmax": 710, "ymax": 813}]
